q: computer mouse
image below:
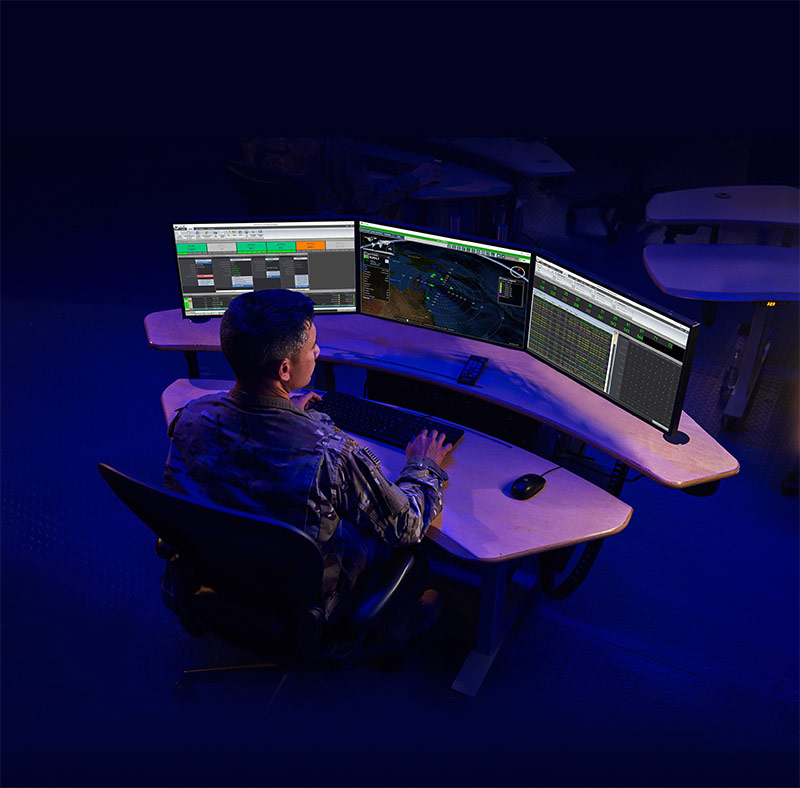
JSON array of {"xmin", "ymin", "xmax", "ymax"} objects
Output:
[{"xmin": 510, "ymin": 473, "xmax": 547, "ymax": 500}]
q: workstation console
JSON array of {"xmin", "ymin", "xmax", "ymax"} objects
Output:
[{"xmin": 154, "ymin": 215, "xmax": 736, "ymax": 694}]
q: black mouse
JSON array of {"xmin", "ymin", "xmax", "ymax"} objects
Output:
[{"xmin": 510, "ymin": 473, "xmax": 547, "ymax": 500}]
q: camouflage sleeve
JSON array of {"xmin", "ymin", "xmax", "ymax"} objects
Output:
[
  {"xmin": 327, "ymin": 138, "xmax": 421, "ymax": 216},
  {"xmin": 332, "ymin": 437, "xmax": 446, "ymax": 546}
]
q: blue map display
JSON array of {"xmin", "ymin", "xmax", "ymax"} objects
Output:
[{"xmin": 362, "ymin": 238, "xmax": 529, "ymax": 348}]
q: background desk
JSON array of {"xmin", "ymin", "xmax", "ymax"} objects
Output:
[
  {"xmin": 423, "ymin": 137, "xmax": 574, "ymax": 240},
  {"xmin": 357, "ymin": 141, "xmax": 512, "ymax": 201},
  {"xmin": 646, "ymin": 185, "xmax": 800, "ymax": 244},
  {"xmin": 644, "ymin": 243, "xmax": 800, "ymax": 428},
  {"xmin": 356, "ymin": 141, "xmax": 512, "ymax": 236},
  {"xmin": 161, "ymin": 377, "xmax": 633, "ymax": 695},
  {"xmin": 427, "ymin": 137, "xmax": 575, "ymax": 179},
  {"xmin": 145, "ymin": 310, "xmax": 740, "ymax": 492}
]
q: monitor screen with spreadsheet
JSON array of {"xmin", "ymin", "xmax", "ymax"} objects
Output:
[
  {"xmin": 172, "ymin": 219, "xmax": 357, "ymax": 317},
  {"xmin": 358, "ymin": 220, "xmax": 532, "ymax": 349},
  {"xmin": 527, "ymin": 253, "xmax": 699, "ymax": 435}
]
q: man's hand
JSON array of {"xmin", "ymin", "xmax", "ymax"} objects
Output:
[
  {"xmin": 406, "ymin": 429, "xmax": 453, "ymax": 466},
  {"xmin": 412, "ymin": 161, "xmax": 441, "ymax": 187},
  {"xmin": 290, "ymin": 390, "xmax": 322, "ymax": 410}
]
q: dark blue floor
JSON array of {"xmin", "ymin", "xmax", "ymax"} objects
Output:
[{"xmin": 2, "ymin": 136, "xmax": 798, "ymax": 787}]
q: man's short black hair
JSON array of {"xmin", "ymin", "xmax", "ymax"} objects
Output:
[{"xmin": 220, "ymin": 289, "xmax": 315, "ymax": 380}]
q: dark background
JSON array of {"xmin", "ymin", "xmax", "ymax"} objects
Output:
[{"xmin": 2, "ymin": 2, "xmax": 798, "ymax": 787}]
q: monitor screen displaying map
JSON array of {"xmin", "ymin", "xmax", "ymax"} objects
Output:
[{"xmin": 358, "ymin": 220, "xmax": 532, "ymax": 348}]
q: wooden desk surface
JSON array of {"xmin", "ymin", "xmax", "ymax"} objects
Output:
[
  {"xmin": 145, "ymin": 310, "xmax": 739, "ymax": 490},
  {"xmin": 644, "ymin": 244, "xmax": 800, "ymax": 301},
  {"xmin": 145, "ymin": 309, "xmax": 225, "ymax": 352},
  {"xmin": 646, "ymin": 185, "xmax": 800, "ymax": 227},
  {"xmin": 161, "ymin": 379, "xmax": 632, "ymax": 563},
  {"xmin": 428, "ymin": 137, "xmax": 575, "ymax": 178},
  {"xmin": 357, "ymin": 142, "xmax": 512, "ymax": 201}
]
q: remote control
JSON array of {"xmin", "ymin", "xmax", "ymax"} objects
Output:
[{"xmin": 457, "ymin": 355, "xmax": 488, "ymax": 385}]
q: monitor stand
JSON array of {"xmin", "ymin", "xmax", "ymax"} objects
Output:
[{"xmin": 663, "ymin": 431, "xmax": 690, "ymax": 445}]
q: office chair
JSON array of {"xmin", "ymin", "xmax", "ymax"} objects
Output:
[
  {"xmin": 222, "ymin": 159, "xmax": 318, "ymax": 216},
  {"xmin": 97, "ymin": 463, "xmax": 415, "ymax": 700}
]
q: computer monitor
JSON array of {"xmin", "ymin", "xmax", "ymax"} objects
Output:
[
  {"xmin": 358, "ymin": 220, "xmax": 532, "ymax": 349},
  {"xmin": 527, "ymin": 253, "xmax": 699, "ymax": 436},
  {"xmin": 172, "ymin": 219, "xmax": 357, "ymax": 317}
]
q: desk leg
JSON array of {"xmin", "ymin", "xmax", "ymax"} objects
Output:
[
  {"xmin": 182, "ymin": 351, "xmax": 200, "ymax": 379},
  {"xmin": 607, "ymin": 460, "xmax": 630, "ymax": 498},
  {"xmin": 451, "ymin": 562, "xmax": 537, "ymax": 697},
  {"xmin": 723, "ymin": 303, "xmax": 772, "ymax": 425},
  {"xmin": 477, "ymin": 563, "xmax": 506, "ymax": 654}
]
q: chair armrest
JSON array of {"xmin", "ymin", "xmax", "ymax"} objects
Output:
[{"xmin": 345, "ymin": 550, "xmax": 416, "ymax": 631}]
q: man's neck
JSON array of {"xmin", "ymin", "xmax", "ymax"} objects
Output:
[{"xmin": 232, "ymin": 379, "xmax": 289, "ymax": 402}]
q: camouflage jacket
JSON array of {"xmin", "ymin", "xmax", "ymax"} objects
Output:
[
  {"xmin": 164, "ymin": 389, "xmax": 447, "ymax": 618},
  {"xmin": 241, "ymin": 137, "xmax": 421, "ymax": 216}
]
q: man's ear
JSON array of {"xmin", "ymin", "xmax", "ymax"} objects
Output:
[{"xmin": 278, "ymin": 358, "xmax": 292, "ymax": 382}]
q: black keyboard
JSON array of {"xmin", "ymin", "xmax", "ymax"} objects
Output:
[{"xmin": 311, "ymin": 391, "xmax": 464, "ymax": 448}]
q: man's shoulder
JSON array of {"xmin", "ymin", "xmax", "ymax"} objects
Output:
[
  {"xmin": 173, "ymin": 390, "xmax": 232, "ymax": 419},
  {"xmin": 182, "ymin": 391, "xmax": 231, "ymax": 409}
]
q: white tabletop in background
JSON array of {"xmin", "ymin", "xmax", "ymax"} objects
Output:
[
  {"xmin": 646, "ymin": 185, "xmax": 800, "ymax": 226},
  {"xmin": 644, "ymin": 244, "xmax": 800, "ymax": 301}
]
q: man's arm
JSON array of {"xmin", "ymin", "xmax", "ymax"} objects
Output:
[{"xmin": 334, "ymin": 430, "xmax": 452, "ymax": 546}]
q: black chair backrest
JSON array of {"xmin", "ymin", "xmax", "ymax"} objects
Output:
[
  {"xmin": 222, "ymin": 159, "xmax": 317, "ymax": 216},
  {"xmin": 97, "ymin": 463, "xmax": 324, "ymax": 611}
]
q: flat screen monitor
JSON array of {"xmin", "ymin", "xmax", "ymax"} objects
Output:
[
  {"xmin": 172, "ymin": 219, "xmax": 357, "ymax": 317},
  {"xmin": 527, "ymin": 253, "xmax": 699, "ymax": 436},
  {"xmin": 358, "ymin": 220, "xmax": 532, "ymax": 349}
]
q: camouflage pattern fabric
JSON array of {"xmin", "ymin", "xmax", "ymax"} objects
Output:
[{"xmin": 165, "ymin": 389, "xmax": 447, "ymax": 619}]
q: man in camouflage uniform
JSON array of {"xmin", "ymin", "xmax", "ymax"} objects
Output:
[
  {"xmin": 165, "ymin": 288, "xmax": 452, "ymax": 620},
  {"xmin": 241, "ymin": 137, "xmax": 440, "ymax": 217}
]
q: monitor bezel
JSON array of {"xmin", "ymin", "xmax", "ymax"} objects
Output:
[
  {"xmin": 525, "ymin": 248, "xmax": 700, "ymax": 436},
  {"xmin": 355, "ymin": 217, "xmax": 535, "ymax": 351},
  {"xmin": 171, "ymin": 215, "xmax": 359, "ymax": 320}
]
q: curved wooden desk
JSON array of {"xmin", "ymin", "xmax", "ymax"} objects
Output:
[
  {"xmin": 146, "ymin": 310, "xmax": 739, "ymax": 491},
  {"xmin": 161, "ymin": 379, "xmax": 632, "ymax": 564},
  {"xmin": 160, "ymin": 376, "xmax": 633, "ymax": 695},
  {"xmin": 148, "ymin": 310, "xmax": 737, "ymax": 693}
]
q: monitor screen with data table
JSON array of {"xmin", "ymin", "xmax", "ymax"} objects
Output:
[
  {"xmin": 172, "ymin": 219, "xmax": 357, "ymax": 317},
  {"xmin": 527, "ymin": 253, "xmax": 699, "ymax": 435},
  {"xmin": 358, "ymin": 220, "xmax": 532, "ymax": 349}
]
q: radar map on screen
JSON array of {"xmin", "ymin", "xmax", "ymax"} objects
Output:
[{"xmin": 359, "ymin": 227, "xmax": 530, "ymax": 348}]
